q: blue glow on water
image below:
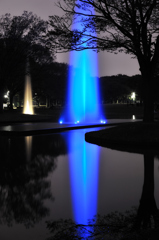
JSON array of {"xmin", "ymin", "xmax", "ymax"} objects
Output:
[
  {"xmin": 67, "ymin": 129, "xmax": 99, "ymax": 225},
  {"xmin": 61, "ymin": 1, "xmax": 105, "ymax": 123}
]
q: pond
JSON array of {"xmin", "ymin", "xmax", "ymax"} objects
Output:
[{"xmin": 0, "ymin": 127, "xmax": 159, "ymax": 239}]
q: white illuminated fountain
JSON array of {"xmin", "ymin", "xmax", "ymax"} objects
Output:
[{"xmin": 23, "ymin": 61, "xmax": 34, "ymax": 115}]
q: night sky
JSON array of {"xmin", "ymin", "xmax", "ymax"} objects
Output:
[{"xmin": 0, "ymin": 0, "xmax": 140, "ymax": 77}]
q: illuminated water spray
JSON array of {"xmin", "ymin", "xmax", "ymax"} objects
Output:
[
  {"xmin": 23, "ymin": 61, "xmax": 34, "ymax": 115},
  {"xmin": 60, "ymin": 1, "xmax": 105, "ymax": 123}
]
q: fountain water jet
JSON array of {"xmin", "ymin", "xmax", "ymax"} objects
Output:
[
  {"xmin": 60, "ymin": 1, "xmax": 105, "ymax": 124},
  {"xmin": 23, "ymin": 62, "xmax": 34, "ymax": 115}
]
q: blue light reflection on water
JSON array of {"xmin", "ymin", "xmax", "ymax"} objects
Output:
[{"xmin": 67, "ymin": 129, "xmax": 100, "ymax": 225}]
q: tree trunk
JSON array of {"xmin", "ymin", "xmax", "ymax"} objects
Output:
[
  {"xmin": 135, "ymin": 152, "xmax": 159, "ymax": 229},
  {"xmin": 143, "ymin": 95, "xmax": 154, "ymax": 122},
  {"xmin": 142, "ymin": 74, "xmax": 154, "ymax": 122},
  {"xmin": 142, "ymin": 36, "xmax": 159, "ymax": 122}
]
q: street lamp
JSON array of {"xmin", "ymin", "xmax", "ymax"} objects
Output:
[{"xmin": 131, "ymin": 92, "xmax": 136, "ymax": 101}]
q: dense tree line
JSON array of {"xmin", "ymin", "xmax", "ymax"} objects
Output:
[
  {"xmin": 30, "ymin": 61, "xmax": 68, "ymax": 108},
  {"xmin": 100, "ymin": 74, "xmax": 142, "ymax": 103},
  {"xmin": 100, "ymin": 73, "xmax": 159, "ymax": 104}
]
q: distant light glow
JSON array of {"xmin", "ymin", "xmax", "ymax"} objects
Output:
[
  {"xmin": 59, "ymin": 120, "xmax": 63, "ymax": 124},
  {"xmin": 4, "ymin": 91, "xmax": 10, "ymax": 99},
  {"xmin": 132, "ymin": 115, "xmax": 136, "ymax": 120},
  {"xmin": 131, "ymin": 92, "xmax": 136, "ymax": 101}
]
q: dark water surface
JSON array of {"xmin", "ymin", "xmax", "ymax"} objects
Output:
[{"xmin": 0, "ymin": 127, "xmax": 159, "ymax": 239}]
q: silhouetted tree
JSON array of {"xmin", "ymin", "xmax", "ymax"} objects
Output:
[
  {"xmin": 0, "ymin": 38, "xmax": 27, "ymax": 109},
  {"xmin": 0, "ymin": 11, "xmax": 54, "ymax": 110},
  {"xmin": 100, "ymin": 74, "xmax": 142, "ymax": 103},
  {"xmin": 48, "ymin": 0, "xmax": 159, "ymax": 122}
]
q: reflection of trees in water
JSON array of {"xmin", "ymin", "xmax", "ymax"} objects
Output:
[
  {"xmin": 0, "ymin": 153, "xmax": 55, "ymax": 228},
  {"xmin": 31, "ymin": 133, "xmax": 68, "ymax": 159},
  {"xmin": 135, "ymin": 152, "xmax": 159, "ymax": 230},
  {"xmin": 46, "ymin": 151, "xmax": 159, "ymax": 240},
  {"xmin": 0, "ymin": 133, "xmax": 67, "ymax": 228}
]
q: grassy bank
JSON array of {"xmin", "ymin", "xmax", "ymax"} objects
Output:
[
  {"xmin": 0, "ymin": 104, "xmax": 144, "ymax": 124},
  {"xmin": 85, "ymin": 121, "xmax": 159, "ymax": 153},
  {"xmin": 0, "ymin": 107, "xmax": 62, "ymax": 124}
]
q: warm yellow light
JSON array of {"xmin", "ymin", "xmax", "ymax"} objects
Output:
[
  {"xmin": 23, "ymin": 75, "xmax": 34, "ymax": 115},
  {"xmin": 25, "ymin": 136, "xmax": 32, "ymax": 161}
]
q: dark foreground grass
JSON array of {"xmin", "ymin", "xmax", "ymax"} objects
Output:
[
  {"xmin": 0, "ymin": 104, "xmax": 144, "ymax": 124},
  {"xmin": 85, "ymin": 121, "xmax": 159, "ymax": 153},
  {"xmin": 0, "ymin": 107, "xmax": 62, "ymax": 124}
]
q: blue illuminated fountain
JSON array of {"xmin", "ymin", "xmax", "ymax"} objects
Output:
[
  {"xmin": 61, "ymin": 2, "xmax": 105, "ymax": 237},
  {"xmin": 60, "ymin": 1, "xmax": 105, "ymax": 124}
]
